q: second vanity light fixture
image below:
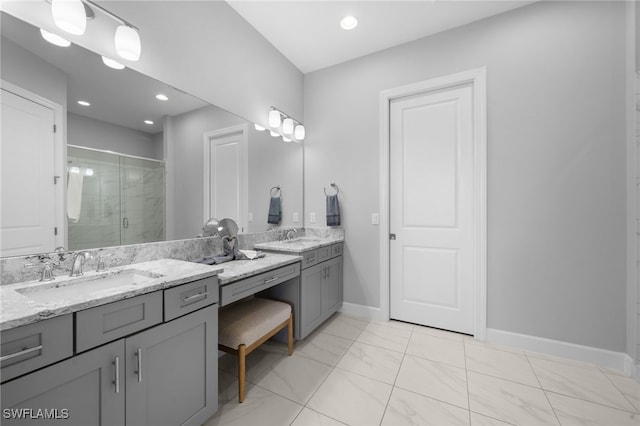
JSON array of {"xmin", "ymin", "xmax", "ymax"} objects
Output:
[
  {"xmin": 46, "ymin": 0, "xmax": 142, "ymax": 62},
  {"xmin": 258, "ymin": 107, "xmax": 305, "ymax": 143}
]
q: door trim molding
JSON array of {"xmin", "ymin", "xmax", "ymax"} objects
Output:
[
  {"xmin": 202, "ymin": 123, "xmax": 249, "ymax": 232},
  {"xmin": 1, "ymin": 80, "xmax": 66, "ymax": 250},
  {"xmin": 379, "ymin": 67, "xmax": 487, "ymax": 339}
]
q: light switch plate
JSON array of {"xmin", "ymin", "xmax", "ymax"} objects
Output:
[
  {"xmin": 371, "ymin": 213, "xmax": 379, "ymax": 225},
  {"xmin": 310, "ymin": 212, "xmax": 316, "ymax": 223},
  {"xmin": 293, "ymin": 212, "xmax": 299, "ymax": 223},
  {"xmin": 248, "ymin": 212, "xmax": 254, "ymax": 222}
]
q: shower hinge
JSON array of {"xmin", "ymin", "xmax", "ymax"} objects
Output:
[
  {"xmin": 54, "ymin": 176, "xmax": 60, "ymax": 184},
  {"xmin": 53, "ymin": 124, "xmax": 57, "ymax": 133},
  {"xmin": 54, "ymin": 227, "xmax": 58, "ymax": 236}
]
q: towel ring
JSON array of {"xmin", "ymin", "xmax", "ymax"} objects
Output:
[
  {"xmin": 270, "ymin": 185, "xmax": 281, "ymax": 197},
  {"xmin": 324, "ymin": 183, "xmax": 339, "ymax": 196}
]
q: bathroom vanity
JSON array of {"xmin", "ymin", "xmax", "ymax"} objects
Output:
[{"xmin": 0, "ymin": 259, "xmax": 222, "ymax": 426}]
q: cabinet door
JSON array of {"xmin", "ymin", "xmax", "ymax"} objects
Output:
[
  {"xmin": 323, "ymin": 257, "xmax": 343, "ymax": 317},
  {"xmin": 1, "ymin": 340, "xmax": 125, "ymax": 426},
  {"xmin": 300, "ymin": 263, "xmax": 324, "ymax": 339},
  {"xmin": 125, "ymin": 304, "xmax": 217, "ymax": 426}
]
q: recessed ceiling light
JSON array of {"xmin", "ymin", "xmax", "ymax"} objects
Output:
[
  {"xmin": 40, "ymin": 29, "xmax": 71, "ymax": 47},
  {"xmin": 340, "ymin": 15, "xmax": 358, "ymax": 30},
  {"xmin": 102, "ymin": 56, "xmax": 125, "ymax": 70},
  {"xmin": 155, "ymin": 94, "xmax": 169, "ymax": 101},
  {"xmin": 144, "ymin": 120, "xmax": 154, "ymax": 125},
  {"xmin": 77, "ymin": 100, "xmax": 90, "ymax": 106}
]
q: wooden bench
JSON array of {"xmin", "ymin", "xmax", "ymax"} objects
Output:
[{"xmin": 218, "ymin": 297, "xmax": 293, "ymax": 403}]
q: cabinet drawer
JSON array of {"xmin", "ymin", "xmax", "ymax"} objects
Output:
[
  {"xmin": 301, "ymin": 249, "xmax": 319, "ymax": 269},
  {"xmin": 331, "ymin": 243, "xmax": 343, "ymax": 258},
  {"xmin": 76, "ymin": 292, "xmax": 163, "ymax": 353},
  {"xmin": 317, "ymin": 245, "xmax": 332, "ymax": 263},
  {"xmin": 164, "ymin": 276, "xmax": 218, "ymax": 321},
  {"xmin": 220, "ymin": 263, "xmax": 300, "ymax": 306},
  {"xmin": 1, "ymin": 314, "xmax": 73, "ymax": 383}
]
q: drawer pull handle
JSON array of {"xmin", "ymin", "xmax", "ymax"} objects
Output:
[
  {"xmin": 183, "ymin": 292, "xmax": 208, "ymax": 303},
  {"xmin": 307, "ymin": 256, "xmax": 315, "ymax": 262},
  {"xmin": 113, "ymin": 356, "xmax": 120, "ymax": 394},
  {"xmin": 0, "ymin": 345, "xmax": 43, "ymax": 362},
  {"xmin": 135, "ymin": 348, "xmax": 143, "ymax": 383},
  {"xmin": 264, "ymin": 276, "xmax": 279, "ymax": 284}
]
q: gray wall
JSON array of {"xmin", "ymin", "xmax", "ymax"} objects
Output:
[
  {"xmin": 304, "ymin": 1, "xmax": 627, "ymax": 351},
  {"xmin": 68, "ymin": 113, "xmax": 160, "ymax": 160}
]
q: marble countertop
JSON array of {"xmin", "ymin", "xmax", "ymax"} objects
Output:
[
  {"xmin": 253, "ymin": 236, "xmax": 344, "ymax": 254},
  {"xmin": 0, "ymin": 259, "xmax": 224, "ymax": 331},
  {"xmin": 218, "ymin": 253, "xmax": 302, "ymax": 285}
]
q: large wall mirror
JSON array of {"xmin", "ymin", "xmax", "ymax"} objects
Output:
[{"xmin": 0, "ymin": 11, "xmax": 303, "ymax": 257}]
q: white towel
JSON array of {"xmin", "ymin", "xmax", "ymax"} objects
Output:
[{"xmin": 67, "ymin": 172, "xmax": 84, "ymax": 222}]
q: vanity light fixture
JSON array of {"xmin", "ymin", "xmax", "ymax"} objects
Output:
[
  {"xmin": 144, "ymin": 120, "xmax": 154, "ymax": 125},
  {"xmin": 84, "ymin": 168, "xmax": 94, "ymax": 176},
  {"xmin": 155, "ymin": 94, "xmax": 169, "ymax": 101},
  {"xmin": 69, "ymin": 166, "xmax": 81, "ymax": 174},
  {"xmin": 282, "ymin": 136, "xmax": 292, "ymax": 143},
  {"xmin": 268, "ymin": 106, "xmax": 305, "ymax": 142},
  {"xmin": 269, "ymin": 130, "xmax": 280, "ymax": 137},
  {"xmin": 340, "ymin": 15, "xmax": 358, "ymax": 31},
  {"xmin": 40, "ymin": 29, "xmax": 71, "ymax": 47},
  {"xmin": 115, "ymin": 24, "xmax": 141, "ymax": 61},
  {"xmin": 254, "ymin": 124, "xmax": 266, "ymax": 131},
  {"xmin": 51, "ymin": 0, "xmax": 86, "ymax": 35},
  {"xmin": 77, "ymin": 100, "xmax": 91, "ymax": 106},
  {"xmin": 101, "ymin": 56, "xmax": 125, "ymax": 70}
]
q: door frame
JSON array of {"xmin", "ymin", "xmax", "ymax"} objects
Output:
[
  {"xmin": 1, "ymin": 80, "xmax": 66, "ymax": 250},
  {"xmin": 379, "ymin": 67, "xmax": 487, "ymax": 339},
  {"xmin": 202, "ymin": 123, "xmax": 249, "ymax": 232}
]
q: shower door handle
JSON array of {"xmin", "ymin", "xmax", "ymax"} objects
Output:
[{"xmin": 123, "ymin": 218, "xmax": 129, "ymax": 228}]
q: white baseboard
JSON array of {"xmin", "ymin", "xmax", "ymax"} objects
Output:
[
  {"xmin": 339, "ymin": 302, "xmax": 387, "ymax": 321},
  {"xmin": 487, "ymin": 328, "xmax": 634, "ymax": 375}
]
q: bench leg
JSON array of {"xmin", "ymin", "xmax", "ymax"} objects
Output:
[
  {"xmin": 287, "ymin": 313, "xmax": 293, "ymax": 356},
  {"xmin": 238, "ymin": 344, "xmax": 246, "ymax": 403}
]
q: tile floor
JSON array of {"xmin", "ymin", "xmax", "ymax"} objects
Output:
[{"xmin": 203, "ymin": 313, "xmax": 640, "ymax": 426}]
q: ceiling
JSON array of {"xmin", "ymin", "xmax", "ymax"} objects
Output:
[{"xmin": 227, "ymin": 0, "xmax": 536, "ymax": 74}]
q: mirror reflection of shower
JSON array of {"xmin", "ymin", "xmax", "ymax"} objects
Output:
[{"xmin": 67, "ymin": 145, "xmax": 165, "ymax": 250}]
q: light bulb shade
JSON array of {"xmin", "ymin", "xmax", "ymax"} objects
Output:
[
  {"xmin": 102, "ymin": 56, "xmax": 125, "ymax": 70},
  {"xmin": 269, "ymin": 130, "xmax": 280, "ymax": 137},
  {"xmin": 268, "ymin": 110, "xmax": 281, "ymax": 128},
  {"xmin": 40, "ymin": 29, "xmax": 71, "ymax": 47},
  {"xmin": 51, "ymin": 0, "xmax": 86, "ymax": 35},
  {"xmin": 282, "ymin": 118, "xmax": 294, "ymax": 135},
  {"xmin": 294, "ymin": 124, "xmax": 306, "ymax": 140},
  {"xmin": 254, "ymin": 123, "xmax": 266, "ymax": 131},
  {"xmin": 115, "ymin": 25, "xmax": 141, "ymax": 61},
  {"xmin": 282, "ymin": 136, "xmax": 292, "ymax": 143}
]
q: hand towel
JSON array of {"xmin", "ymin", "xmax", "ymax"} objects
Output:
[
  {"xmin": 326, "ymin": 194, "xmax": 340, "ymax": 226},
  {"xmin": 67, "ymin": 172, "xmax": 84, "ymax": 223},
  {"xmin": 268, "ymin": 196, "xmax": 281, "ymax": 224}
]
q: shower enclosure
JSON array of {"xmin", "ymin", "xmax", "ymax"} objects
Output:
[{"xmin": 67, "ymin": 146, "xmax": 165, "ymax": 250}]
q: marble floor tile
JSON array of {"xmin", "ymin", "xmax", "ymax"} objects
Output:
[
  {"xmin": 336, "ymin": 341, "xmax": 404, "ymax": 384},
  {"xmin": 469, "ymin": 411, "xmax": 515, "ymax": 426},
  {"xmin": 395, "ymin": 354, "xmax": 469, "ymax": 409},
  {"xmin": 371, "ymin": 318, "xmax": 416, "ymax": 332},
  {"xmin": 467, "ymin": 371, "xmax": 559, "ymax": 425},
  {"xmin": 291, "ymin": 408, "xmax": 347, "ymax": 426},
  {"xmin": 412, "ymin": 324, "xmax": 467, "ymax": 342},
  {"xmin": 204, "ymin": 381, "xmax": 303, "ymax": 426},
  {"xmin": 465, "ymin": 343, "xmax": 539, "ymax": 387},
  {"xmin": 605, "ymin": 373, "xmax": 640, "ymax": 413},
  {"xmin": 546, "ymin": 392, "xmax": 640, "ymax": 426},
  {"xmin": 307, "ymin": 368, "xmax": 393, "ymax": 426},
  {"xmin": 464, "ymin": 337, "xmax": 524, "ymax": 355},
  {"xmin": 528, "ymin": 357, "xmax": 636, "ymax": 412},
  {"xmin": 356, "ymin": 322, "xmax": 412, "ymax": 353},
  {"xmin": 251, "ymin": 353, "xmax": 332, "ymax": 404},
  {"xmin": 406, "ymin": 332, "xmax": 466, "ymax": 368},
  {"xmin": 296, "ymin": 331, "xmax": 353, "ymax": 367},
  {"xmin": 217, "ymin": 369, "xmax": 240, "ymax": 403},
  {"xmin": 381, "ymin": 387, "xmax": 470, "ymax": 426},
  {"xmin": 317, "ymin": 313, "xmax": 369, "ymax": 340}
]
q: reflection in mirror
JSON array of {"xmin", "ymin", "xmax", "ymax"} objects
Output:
[{"xmin": 0, "ymin": 11, "xmax": 303, "ymax": 257}]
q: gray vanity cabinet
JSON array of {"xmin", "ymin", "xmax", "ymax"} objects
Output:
[
  {"xmin": 300, "ymin": 255, "xmax": 343, "ymax": 338},
  {"xmin": 125, "ymin": 304, "xmax": 217, "ymax": 426},
  {"xmin": 1, "ymin": 339, "xmax": 125, "ymax": 425}
]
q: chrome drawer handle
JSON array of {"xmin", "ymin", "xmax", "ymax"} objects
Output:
[
  {"xmin": 264, "ymin": 276, "xmax": 279, "ymax": 284},
  {"xmin": 183, "ymin": 292, "xmax": 208, "ymax": 303},
  {"xmin": 113, "ymin": 356, "xmax": 120, "ymax": 394},
  {"xmin": 0, "ymin": 345, "xmax": 43, "ymax": 362},
  {"xmin": 135, "ymin": 348, "xmax": 143, "ymax": 383}
]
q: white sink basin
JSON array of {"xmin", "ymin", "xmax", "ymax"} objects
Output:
[{"xmin": 17, "ymin": 269, "xmax": 164, "ymax": 303}]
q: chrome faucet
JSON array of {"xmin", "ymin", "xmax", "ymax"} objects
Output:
[
  {"xmin": 40, "ymin": 263, "xmax": 55, "ymax": 282},
  {"xmin": 70, "ymin": 251, "xmax": 91, "ymax": 277},
  {"xmin": 285, "ymin": 229, "xmax": 297, "ymax": 241}
]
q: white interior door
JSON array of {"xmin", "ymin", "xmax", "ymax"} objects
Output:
[
  {"xmin": 389, "ymin": 84, "xmax": 475, "ymax": 334},
  {"xmin": 1, "ymin": 88, "xmax": 58, "ymax": 256},
  {"xmin": 203, "ymin": 125, "xmax": 247, "ymax": 231}
]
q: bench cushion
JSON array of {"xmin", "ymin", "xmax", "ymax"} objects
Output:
[{"xmin": 218, "ymin": 298, "xmax": 291, "ymax": 349}]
